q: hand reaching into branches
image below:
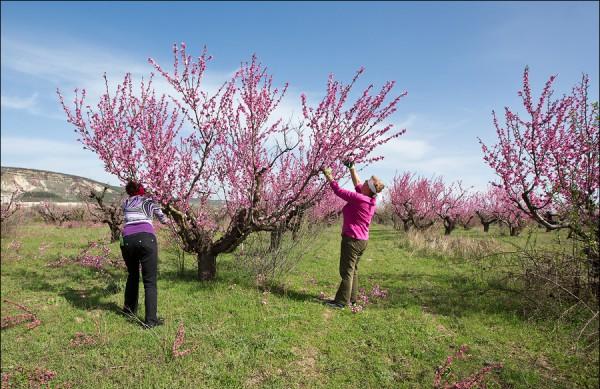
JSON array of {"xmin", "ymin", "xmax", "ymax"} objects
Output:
[{"xmin": 322, "ymin": 167, "xmax": 333, "ymax": 183}]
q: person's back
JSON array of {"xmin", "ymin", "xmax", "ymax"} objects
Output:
[
  {"xmin": 122, "ymin": 195, "xmax": 167, "ymax": 234},
  {"xmin": 119, "ymin": 181, "xmax": 168, "ymax": 328},
  {"xmin": 332, "ymin": 182, "xmax": 377, "ymax": 240}
]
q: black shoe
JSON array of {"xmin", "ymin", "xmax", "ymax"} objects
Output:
[
  {"xmin": 143, "ymin": 318, "xmax": 164, "ymax": 329},
  {"xmin": 324, "ymin": 300, "xmax": 345, "ymax": 309}
]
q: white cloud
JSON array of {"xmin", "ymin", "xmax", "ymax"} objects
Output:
[
  {"xmin": 1, "ymin": 93, "xmax": 38, "ymax": 110},
  {"xmin": 1, "ymin": 36, "xmax": 232, "ymax": 108},
  {"xmin": 0, "ymin": 92, "xmax": 64, "ymax": 120},
  {"xmin": 363, "ymin": 113, "xmax": 496, "ymax": 192},
  {"xmin": 377, "ymin": 137, "xmax": 432, "ymax": 161},
  {"xmin": 1, "ymin": 37, "xmax": 147, "ymax": 85}
]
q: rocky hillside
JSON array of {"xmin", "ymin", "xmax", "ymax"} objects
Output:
[{"xmin": 1, "ymin": 166, "xmax": 122, "ymax": 203}]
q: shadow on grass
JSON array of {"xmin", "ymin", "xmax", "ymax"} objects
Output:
[
  {"xmin": 160, "ymin": 256, "xmax": 325, "ymax": 303},
  {"xmin": 8, "ymin": 266, "xmax": 126, "ymax": 315},
  {"xmin": 60, "ymin": 286, "xmax": 122, "ymax": 313},
  {"xmin": 160, "ymin": 262, "xmax": 249, "ymax": 290},
  {"xmin": 7, "ymin": 242, "xmax": 524, "ymax": 321},
  {"xmin": 7, "ymin": 268, "xmax": 59, "ymax": 293},
  {"xmin": 366, "ymin": 271, "xmax": 524, "ymax": 319},
  {"xmin": 60, "ymin": 287, "xmax": 161, "ymax": 327},
  {"xmin": 267, "ymin": 283, "xmax": 321, "ymax": 303},
  {"xmin": 160, "ymin": 268, "xmax": 200, "ymax": 283}
]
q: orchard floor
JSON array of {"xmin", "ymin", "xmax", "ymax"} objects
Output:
[{"xmin": 1, "ymin": 222, "xmax": 598, "ymax": 388}]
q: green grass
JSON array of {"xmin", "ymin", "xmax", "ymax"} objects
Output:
[{"xmin": 1, "ymin": 222, "xmax": 598, "ymax": 388}]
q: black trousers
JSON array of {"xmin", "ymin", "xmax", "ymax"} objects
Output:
[{"xmin": 120, "ymin": 232, "xmax": 159, "ymax": 325}]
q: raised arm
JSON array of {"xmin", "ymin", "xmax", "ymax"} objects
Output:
[
  {"xmin": 321, "ymin": 167, "xmax": 367, "ymax": 203},
  {"xmin": 344, "ymin": 160, "xmax": 361, "ymax": 187},
  {"xmin": 148, "ymin": 200, "xmax": 169, "ymax": 224},
  {"xmin": 349, "ymin": 166, "xmax": 361, "ymax": 187},
  {"xmin": 329, "ymin": 181, "xmax": 366, "ymax": 203}
]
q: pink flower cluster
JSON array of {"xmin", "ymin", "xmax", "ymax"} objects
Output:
[
  {"xmin": 2, "ymin": 372, "xmax": 11, "ymax": 389},
  {"xmin": 350, "ymin": 284, "xmax": 389, "ymax": 313},
  {"xmin": 172, "ymin": 322, "xmax": 192, "ymax": 357},
  {"xmin": 2, "ymin": 367, "xmax": 58, "ymax": 389},
  {"xmin": 76, "ymin": 242, "xmax": 112, "ymax": 270},
  {"xmin": 370, "ymin": 284, "xmax": 388, "ymax": 299},
  {"xmin": 28, "ymin": 368, "xmax": 57, "ymax": 388},
  {"xmin": 307, "ymin": 187, "xmax": 346, "ymax": 224},
  {"xmin": 301, "ymin": 67, "xmax": 408, "ymax": 172},
  {"xmin": 48, "ymin": 241, "xmax": 119, "ymax": 270},
  {"xmin": 389, "ymin": 173, "xmax": 444, "ymax": 230},
  {"xmin": 69, "ymin": 332, "xmax": 96, "ymax": 347},
  {"xmin": 1, "ymin": 299, "xmax": 41, "ymax": 330}
]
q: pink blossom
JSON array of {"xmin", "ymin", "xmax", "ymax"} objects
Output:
[
  {"xmin": 58, "ymin": 43, "xmax": 408, "ymax": 280},
  {"xmin": 480, "ymin": 68, "xmax": 598, "ymax": 236}
]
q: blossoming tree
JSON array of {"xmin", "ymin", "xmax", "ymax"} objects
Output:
[
  {"xmin": 480, "ymin": 68, "xmax": 598, "ymax": 254},
  {"xmin": 59, "ymin": 43, "xmax": 407, "ymax": 280},
  {"xmin": 456, "ymin": 194, "xmax": 478, "ymax": 230},
  {"xmin": 388, "ymin": 172, "xmax": 415, "ymax": 231},
  {"xmin": 473, "ymin": 186, "xmax": 503, "ymax": 233},
  {"xmin": 388, "ymin": 172, "xmax": 444, "ymax": 232},
  {"xmin": 435, "ymin": 181, "xmax": 469, "ymax": 236}
]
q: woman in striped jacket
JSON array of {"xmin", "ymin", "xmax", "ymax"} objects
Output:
[{"xmin": 120, "ymin": 180, "xmax": 169, "ymax": 328}]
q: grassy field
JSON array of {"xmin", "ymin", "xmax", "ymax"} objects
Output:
[{"xmin": 1, "ymin": 222, "xmax": 598, "ymax": 388}]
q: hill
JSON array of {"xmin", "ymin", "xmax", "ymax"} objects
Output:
[
  {"xmin": 0, "ymin": 166, "xmax": 122, "ymax": 203},
  {"xmin": 0, "ymin": 166, "xmax": 222, "ymax": 207}
]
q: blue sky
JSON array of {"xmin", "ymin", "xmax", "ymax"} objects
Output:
[{"xmin": 1, "ymin": 1, "xmax": 598, "ymax": 191}]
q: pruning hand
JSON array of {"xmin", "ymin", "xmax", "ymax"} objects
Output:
[
  {"xmin": 321, "ymin": 167, "xmax": 333, "ymax": 182},
  {"xmin": 342, "ymin": 160, "xmax": 354, "ymax": 169}
]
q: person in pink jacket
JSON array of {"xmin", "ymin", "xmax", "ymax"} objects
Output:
[{"xmin": 322, "ymin": 162, "xmax": 385, "ymax": 308}]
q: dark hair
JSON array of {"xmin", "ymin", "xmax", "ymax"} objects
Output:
[{"xmin": 125, "ymin": 180, "xmax": 140, "ymax": 196}]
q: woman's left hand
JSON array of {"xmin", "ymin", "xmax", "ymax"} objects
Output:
[{"xmin": 321, "ymin": 167, "xmax": 333, "ymax": 182}]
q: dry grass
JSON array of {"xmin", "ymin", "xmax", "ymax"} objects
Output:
[{"xmin": 398, "ymin": 228, "xmax": 503, "ymax": 260}]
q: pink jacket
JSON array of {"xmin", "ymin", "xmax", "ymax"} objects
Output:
[{"xmin": 330, "ymin": 181, "xmax": 376, "ymax": 240}]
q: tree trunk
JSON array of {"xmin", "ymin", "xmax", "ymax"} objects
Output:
[
  {"xmin": 290, "ymin": 212, "xmax": 303, "ymax": 241},
  {"xmin": 109, "ymin": 224, "xmax": 121, "ymax": 243},
  {"xmin": 443, "ymin": 218, "xmax": 455, "ymax": 235},
  {"xmin": 403, "ymin": 220, "xmax": 411, "ymax": 232},
  {"xmin": 198, "ymin": 252, "xmax": 217, "ymax": 281},
  {"xmin": 509, "ymin": 226, "xmax": 521, "ymax": 236},
  {"xmin": 483, "ymin": 222, "xmax": 491, "ymax": 233},
  {"xmin": 270, "ymin": 228, "xmax": 284, "ymax": 251}
]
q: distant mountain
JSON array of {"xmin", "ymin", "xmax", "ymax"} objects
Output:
[
  {"xmin": 0, "ymin": 166, "xmax": 223, "ymax": 208},
  {"xmin": 1, "ymin": 166, "xmax": 122, "ymax": 203}
]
